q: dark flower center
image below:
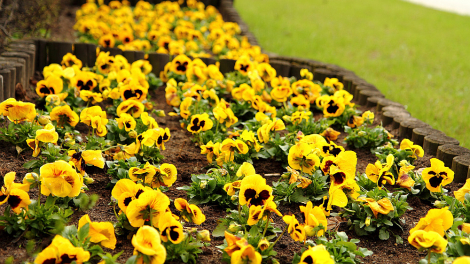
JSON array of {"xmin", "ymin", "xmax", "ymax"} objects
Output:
[
  {"xmin": 170, "ymin": 227, "xmax": 180, "ymax": 241},
  {"xmin": 8, "ymin": 195, "xmax": 22, "ymax": 209},
  {"xmin": 326, "ymin": 100, "xmax": 339, "ymax": 114},
  {"xmin": 124, "ymin": 197, "xmax": 133, "ymax": 206},
  {"xmin": 244, "ymin": 189, "xmax": 270, "ymax": 206},
  {"xmin": 429, "ymin": 175, "xmax": 444, "ymax": 188},
  {"xmin": 176, "ymin": 61, "xmax": 189, "ymax": 72},
  {"xmin": 303, "ymin": 255, "xmax": 314, "ymax": 264},
  {"xmin": 240, "ymin": 64, "xmax": 249, "ymax": 72},
  {"xmin": 323, "ymin": 160, "xmax": 335, "ymax": 174},
  {"xmin": 123, "ymin": 89, "xmax": 143, "ymax": 100},
  {"xmin": 60, "ymin": 254, "xmax": 78, "ymax": 264},
  {"xmin": 332, "ymin": 172, "xmax": 346, "ymax": 185}
]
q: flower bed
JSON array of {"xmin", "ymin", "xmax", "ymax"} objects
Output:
[{"xmin": 1, "ymin": 1, "xmax": 470, "ymax": 264}]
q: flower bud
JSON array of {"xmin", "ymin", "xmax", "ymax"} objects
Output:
[
  {"xmin": 84, "ymin": 177, "xmax": 95, "ymax": 185},
  {"xmin": 365, "ymin": 216, "xmax": 371, "ymax": 227},
  {"xmin": 282, "ymin": 115, "xmax": 291, "ymax": 122},
  {"xmin": 281, "ymin": 173, "xmax": 290, "ymax": 179},
  {"xmin": 196, "ymin": 230, "xmax": 211, "ymax": 242},
  {"xmin": 38, "ymin": 115, "xmax": 51, "ymax": 125},
  {"xmin": 168, "ymin": 112, "xmax": 179, "ymax": 117},
  {"xmin": 258, "ymin": 238, "xmax": 270, "ymax": 251},
  {"xmin": 155, "ymin": 110, "xmax": 165, "ymax": 117},
  {"xmin": 144, "ymin": 102, "xmax": 153, "ymax": 110},
  {"xmin": 433, "ymin": 200, "xmax": 446, "ymax": 208},
  {"xmin": 187, "ymin": 227, "xmax": 198, "ymax": 234},
  {"xmin": 128, "ymin": 130, "xmax": 137, "ymax": 138},
  {"xmin": 358, "ymin": 131, "xmax": 367, "ymax": 137},
  {"xmin": 199, "ymin": 180, "xmax": 207, "ymax": 189},
  {"xmin": 398, "ymin": 160, "xmax": 409, "ymax": 167},
  {"xmin": 228, "ymin": 224, "xmax": 240, "ymax": 233}
]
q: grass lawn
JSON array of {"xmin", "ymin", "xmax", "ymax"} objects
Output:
[{"xmin": 234, "ymin": 0, "xmax": 470, "ymax": 148}]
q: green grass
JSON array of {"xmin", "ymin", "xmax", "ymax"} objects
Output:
[{"xmin": 235, "ymin": 0, "xmax": 470, "ymax": 148}]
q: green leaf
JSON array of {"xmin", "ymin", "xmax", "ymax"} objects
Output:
[
  {"xmin": 290, "ymin": 189, "xmax": 309, "ymax": 203},
  {"xmin": 379, "ymin": 228, "xmax": 389, "ymax": 240},
  {"xmin": 212, "ymin": 222, "xmax": 227, "ymax": 237},
  {"xmin": 125, "ymin": 255, "xmax": 138, "ymax": 264},
  {"xmin": 78, "ymin": 223, "xmax": 90, "ymax": 242},
  {"xmin": 181, "ymin": 252, "xmax": 189, "ymax": 263},
  {"xmin": 23, "ymin": 159, "xmax": 39, "ymax": 169},
  {"xmin": 395, "ymin": 234, "xmax": 404, "ymax": 244}
]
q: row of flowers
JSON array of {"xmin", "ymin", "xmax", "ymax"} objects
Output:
[{"xmin": 75, "ymin": 0, "xmax": 268, "ymax": 61}]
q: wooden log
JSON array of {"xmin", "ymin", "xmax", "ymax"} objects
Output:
[
  {"xmin": 399, "ymin": 119, "xmax": 431, "ymax": 139},
  {"xmin": 382, "ymin": 105, "xmax": 407, "ymax": 113},
  {"xmin": 122, "ymin": 50, "xmax": 136, "ymax": 64},
  {"xmin": 269, "ymin": 60, "xmax": 290, "ymax": 77},
  {"xmin": 354, "ymin": 85, "xmax": 378, "ymax": 102},
  {"xmin": 358, "ymin": 89, "xmax": 384, "ymax": 106},
  {"xmin": 381, "ymin": 111, "xmax": 411, "ymax": 127},
  {"xmin": 313, "ymin": 68, "xmax": 334, "ymax": 83},
  {"xmin": 424, "ymin": 134, "xmax": 459, "ymax": 156},
  {"xmin": 219, "ymin": 58, "xmax": 236, "ymax": 74},
  {"xmin": 452, "ymin": 155, "xmax": 470, "ymax": 183},
  {"xmin": 0, "ymin": 58, "xmax": 26, "ymax": 89},
  {"xmin": 199, "ymin": 57, "xmax": 216, "ymax": 66},
  {"xmin": 392, "ymin": 115, "xmax": 414, "ymax": 130},
  {"xmin": 8, "ymin": 43, "xmax": 36, "ymax": 80},
  {"xmin": 47, "ymin": 41, "xmax": 73, "ymax": 64},
  {"xmin": 366, "ymin": 96, "xmax": 382, "ymax": 108},
  {"xmin": 0, "ymin": 68, "xmax": 13, "ymax": 100},
  {"xmin": 100, "ymin": 47, "xmax": 122, "ymax": 56},
  {"xmin": 411, "ymin": 127, "xmax": 446, "ymax": 147},
  {"xmin": 87, "ymin": 44, "xmax": 97, "ymax": 67},
  {"xmin": 342, "ymin": 75, "xmax": 355, "ymax": 92},
  {"xmin": 1, "ymin": 52, "xmax": 31, "ymax": 86},
  {"xmin": 0, "ymin": 75, "xmax": 3, "ymax": 102},
  {"xmin": 377, "ymin": 98, "xmax": 405, "ymax": 112},
  {"xmin": 73, "ymin": 43, "xmax": 89, "ymax": 67},
  {"xmin": 134, "ymin": 51, "xmax": 145, "ymax": 61},
  {"xmin": 147, "ymin": 53, "xmax": 170, "ymax": 77},
  {"xmin": 36, "ymin": 39, "xmax": 48, "ymax": 73},
  {"xmin": 436, "ymin": 144, "xmax": 470, "ymax": 168}
]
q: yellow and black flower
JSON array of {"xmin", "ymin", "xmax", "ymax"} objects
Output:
[
  {"xmin": 187, "ymin": 113, "xmax": 213, "ymax": 133},
  {"xmin": 99, "ymin": 34, "xmax": 115, "ymax": 48},
  {"xmin": 239, "ymin": 174, "xmax": 272, "ymax": 206},
  {"xmin": 422, "ymin": 158, "xmax": 454, "ymax": 192},
  {"xmin": 171, "ymin": 54, "xmax": 192, "ymax": 75},
  {"xmin": 36, "ymin": 75, "xmax": 64, "ymax": 98},
  {"xmin": 72, "ymin": 71, "xmax": 97, "ymax": 91},
  {"xmin": 120, "ymin": 84, "xmax": 148, "ymax": 101},
  {"xmin": 61, "ymin": 53, "xmax": 83, "ymax": 69}
]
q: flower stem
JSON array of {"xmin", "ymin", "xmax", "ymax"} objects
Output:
[
  {"xmin": 270, "ymin": 225, "xmax": 288, "ymax": 250},
  {"xmin": 262, "ymin": 211, "xmax": 271, "ymax": 238},
  {"xmin": 37, "ymin": 184, "xmax": 41, "ymax": 205},
  {"xmin": 113, "ymin": 203, "xmax": 118, "ymax": 219},
  {"xmin": 427, "ymin": 249, "xmax": 431, "ymax": 263}
]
